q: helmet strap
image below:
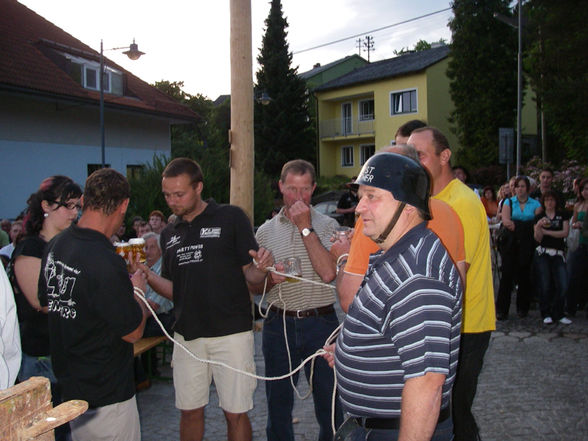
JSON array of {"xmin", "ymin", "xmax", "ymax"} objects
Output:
[{"xmin": 374, "ymin": 202, "xmax": 406, "ymax": 244}]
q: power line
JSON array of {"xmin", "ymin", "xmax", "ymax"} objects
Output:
[{"xmin": 293, "ymin": 7, "xmax": 452, "ymax": 55}]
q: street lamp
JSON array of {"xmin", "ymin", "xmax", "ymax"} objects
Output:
[
  {"xmin": 100, "ymin": 39, "xmax": 145, "ymax": 167},
  {"xmin": 494, "ymin": 0, "xmax": 522, "ymax": 175}
]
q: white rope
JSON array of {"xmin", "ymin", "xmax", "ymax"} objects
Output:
[
  {"xmin": 135, "ymin": 265, "xmax": 342, "ymax": 434},
  {"xmin": 134, "ymin": 286, "xmax": 340, "ymax": 383}
]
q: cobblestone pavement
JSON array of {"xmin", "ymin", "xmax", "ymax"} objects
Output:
[{"xmin": 138, "ymin": 309, "xmax": 588, "ymax": 441}]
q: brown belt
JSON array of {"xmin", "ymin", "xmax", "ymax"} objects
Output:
[{"xmin": 269, "ymin": 304, "xmax": 335, "ymax": 319}]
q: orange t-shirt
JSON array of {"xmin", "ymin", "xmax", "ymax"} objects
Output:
[{"xmin": 344, "ymin": 198, "xmax": 466, "ymax": 275}]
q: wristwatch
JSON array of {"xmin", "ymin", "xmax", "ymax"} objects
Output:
[{"xmin": 300, "ymin": 227, "xmax": 315, "ymax": 237}]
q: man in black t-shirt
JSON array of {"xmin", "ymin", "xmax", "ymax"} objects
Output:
[
  {"xmin": 39, "ymin": 169, "xmax": 147, "ymax": 441},
  {"xmin": 143, "ymin": 158, "xmax": 273, "ymax": 441}
]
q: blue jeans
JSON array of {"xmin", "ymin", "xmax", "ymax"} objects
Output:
[
  {"xmin": 18, "ymin": 353, "xmax": 57, "ymax": 383},
  {"xmin": 567, "ymin": 244, "xmax": 588, "ymax": 315},
  {"xmin": 262, "ymin": 309, "xmax": 343, "ymax": 441},
  {"xmin": 348, "ymin": 416, "xmax": 453, "ymax": 441},
  {"xmin": 535, "ymin": 252, "xmax": 568, "ymax": 319}
]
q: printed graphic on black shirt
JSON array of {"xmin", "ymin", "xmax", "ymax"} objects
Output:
[{"xmin": 44, "ymin": 252, "xmax": 80, "ymax": 319}]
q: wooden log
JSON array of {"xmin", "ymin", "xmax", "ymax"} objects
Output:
[{"xmin": 20, "ymin": 400, "xmax": 88, "ymax": 440}]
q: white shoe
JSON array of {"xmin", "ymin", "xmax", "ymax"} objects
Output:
[
  {"xmin": 543, "ymin": 317, "xmax": 553, "ymax": 325},
  {"xmin": 559, "ymin": 317, "xmax": 572, "ymax": 325}
]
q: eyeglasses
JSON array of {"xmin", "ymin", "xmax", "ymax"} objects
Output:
[{"xmin": 53, "ymin": 200, "xmax": 81, "ymax": 211}]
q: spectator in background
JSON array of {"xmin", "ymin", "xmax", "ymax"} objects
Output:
[
  {"xmin": 0, "ymin": 264, "xmax": 20, "ymax": 390},
  {"xmin": 567, "ymin": 178, "xmax": 588, "ymax": 317},
  {"xmin": 131, "ymin": 216, "xmax": 144, "ymax": 238},
  {"xmin": 394, "ymin": 119, "xmax": 426, "ymax": 144},
  {"xmin": 531, "ymin": 168, "xmax": 563, "ymax": 209},
  {"xmin": 7, "ymin": 175, "xmax": 82, "ymax": 441},
  {"xmin": 149, "ymin": 210, "xmax": 167, "ymax": 234},
  {"xmin": 1, "ymin": 219, "xmax": 11, "ymax": 235},
  {"xmin": 137, "ymin": 220, "xmax": 153, "ymax": 237},
  {"xmin": 142, "ymin": 232, "xmax": 174, "ymax": 337},
  {"xmin": 481, "ymin": 186, "xmax": 499, "ymax": 219},
  {"xmin": 534, "ymin": 191, "xmax": 571, "ymax": 325},
  {"xmin": 0, "ymin": 220, "xmax": 9, "ymax": 248},
  {"xmin": 496, "ymin": 176, "xmax": 542, "ymax": 320},
  {"xmin": 1, "ymin": 220, "xmax": 23, "ymax": 267},
  {"xmin": 335, "ymin": 179, "xmax": 358, "ymax": 227},
  {"xmin": 497, "ymin": 183, "xmax": 512, "ymax": 221}
]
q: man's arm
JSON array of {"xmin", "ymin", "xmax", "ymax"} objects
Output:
[
  {"xmin": 243, "ymin": 247, "xmax": 275, "ymax": 286},
  {"xmin": 289, "ymin": 201, "xmax": 336, "ymax": 282},
  {"xmin": 398, "ymin": 372, "xmax": 446, "ymax": 441},
  {"xmin": 335, "ymin": 271, "xmax": 363, "ymax": 312},
  {"xmin": 122, "ymin": 270, "xmax": 148, "ymax": 343},
  {"xmin": 140, "ymin": 265, "xmax": 173, "ymax": 301}
]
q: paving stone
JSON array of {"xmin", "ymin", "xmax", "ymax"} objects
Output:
[{"xmin": 138, "ymin": 308, "xmax": 588, "ymax": 440}]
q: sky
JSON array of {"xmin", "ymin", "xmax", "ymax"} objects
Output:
[{"xmin": 18, "ymin": 0, "xmax": 454, "ymax": 100}]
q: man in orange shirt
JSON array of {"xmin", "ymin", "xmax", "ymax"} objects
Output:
[{"xmin": 333, "ymin": 144, "xmax": 466, "ymax": 312}]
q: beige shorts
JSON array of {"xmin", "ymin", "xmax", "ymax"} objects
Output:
[{"xmin": 172, "ymin": 331, "xmax": 257, "ymax": 413}]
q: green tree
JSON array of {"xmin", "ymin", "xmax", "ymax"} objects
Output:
[
  {"xmin": 447, "ymin": 0, "xmax": 518, "ymax": 168},
  {"xmin": 255, "ymin": 0, "xmax": 314, "ymax": 179},
  {"xmin": 524, "ymin": 0, "xmax": 588, "ymax": 163}
]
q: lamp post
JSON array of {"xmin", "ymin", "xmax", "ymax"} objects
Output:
[
  {"xmin": 99, "ymin": 39, "xmax": 145, "ymax": 168},
  {"xmin": 494, "ymin": 0, "xmax": 522, "ymax": 175}
]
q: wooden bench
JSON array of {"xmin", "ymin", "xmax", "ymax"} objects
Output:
[
  {"xmin": 0, "ymin": 376, "xmax": 88, "ymax": 440},
  {"xmin": 133, "ymin": 336, "xmax": 171, "ymax": 382},
  {"xmin": 133, "ymin": 335, "xmax": 167, "ymax": 357}
]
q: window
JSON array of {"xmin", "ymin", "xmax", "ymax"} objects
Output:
[
  {"xmin": 60, "ymin": 52, "xmax": 123, "ymax": 95},
  {"xmin": 341, "ymin": 103, "xmax": 352, "ymax": 135},
  {"xmin": 341, "ymin": 146, "xmax": 354, "ymax": 167},
  {"xmin": 87, "ymin": 164, "xmax": 109, "ymax": 176},
  {"xmin": 359, "ymin": 99, "xmax": 374, "ymax": 121},
  {"xmin": 360, "ymin": 145, "xmax": 375, "ymax": 165},
  {"xmin": 390, "ymin": 89, "xmax": 417, "ymax": 115},
  {"xmin": 127, "ymin": 165, "xmax": 144, "ymax": 180},
  {"xmin": 85, "ymin": 66, "xmax": 98, "ymax": 90}
]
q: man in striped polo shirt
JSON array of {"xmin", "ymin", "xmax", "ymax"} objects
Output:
[
  {"xmin": 329, "ymin": 153, "xmax": 463, "ymax": 441},
  {"xmin": 254, "ymin": 159, "xmax": 343, "ymax": 441}
]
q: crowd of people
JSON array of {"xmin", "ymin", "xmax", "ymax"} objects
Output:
[{"xmin": 0, "ymin": 119, "xmax": 586, "ymax": 441}]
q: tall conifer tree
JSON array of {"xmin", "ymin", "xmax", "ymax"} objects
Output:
[
  {"xmin": 255, "ymin": 0, "xmax": 314, "ymax": 179},
  {"xmin": 447, "ymin": 0, "xmax": 518, "ymax": 167}
]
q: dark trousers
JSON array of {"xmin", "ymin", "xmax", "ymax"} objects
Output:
[
  {"xmin": 535, "ymin": 252, "xmax": 568, "ymax": 319},
  {"xmin": 567, "ymin": 244, "xmax": 588, "ymax": 315},
  {"xmin": 496, "ymin": 247, "xmax": 533, "ymax": 316},
  {"xmin": 262, "ymin": 310, "xmax": 343, "ymax": 441},
  {"xmin": 452, "ymin": 331, "xmax": 491, "ymax": 441}
]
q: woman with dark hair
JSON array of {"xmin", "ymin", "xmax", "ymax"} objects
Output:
[
  {"xmin": 481, "ymin": 186, "xmax": 498, "ymax": 219},
  {"xmin": 567, "ymin": 178, "xmax": 588, "ymax": 317},
  {"xmin": 533, "ymin": 190, "xmax": 571, "ymax": 325},
  {"xmin": 496, "ymin": 176, "xmax": 542, "ymax": 319},
  {"xmin": 7, "ymin": 175, "xmax": 81, "ymax": 440}
]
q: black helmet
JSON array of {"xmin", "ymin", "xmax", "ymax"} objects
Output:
[{"xmin": 355, "ymin": 152, "xmax": 431, "ymax": 220}]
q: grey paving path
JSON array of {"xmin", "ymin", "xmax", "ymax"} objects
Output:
[{"xmin": 138, "ymin": 310, "xmax": 588, "ymax": 441}]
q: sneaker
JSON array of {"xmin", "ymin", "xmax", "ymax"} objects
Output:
[
  {"xmin": 559, "ymin": 317, "xmax": 572, "ymax": 325},
  {"xmin": 543, "ymin": 317, "xmax": 553, "ymax": 325}
]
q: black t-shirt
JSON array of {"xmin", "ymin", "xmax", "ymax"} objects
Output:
[
  {"xmin": 337, "ymin": 191, "xmax": 358, "ymax": 226},
  {"xmin": 535, "ymin": 211, "xmax": 566, "ymax": 251},
  {"xmin": 8, "ymin": 236, "xmax": 49, "ymax": 356},
  {"xmin": 38, "ymin": 224, "xmax": 142, "ymax": 408},
  {"xmin": 160, "ymin": 200, "xmax": 258, "ymax": 340}
]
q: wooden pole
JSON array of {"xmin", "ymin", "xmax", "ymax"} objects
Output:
[{"xmin": 229, "ymin": 0, "xmax": 254, "ymax": 223}]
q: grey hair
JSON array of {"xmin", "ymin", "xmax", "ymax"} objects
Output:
[
  {"xmin": 142, "ymin": 232, "xmax": 161, "ymax": 251},
  {"xmin": 380, "ymin": 143, "xmax": 419, "ymax": 162}
]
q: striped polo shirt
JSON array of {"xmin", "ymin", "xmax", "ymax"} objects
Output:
[
  {"xmin": 335, "ymin": 223, "xmax": 463, "ymax": 417},
  {"xmin": 255, "ymin": 206, "xmax": 339, "ymax": 311}
]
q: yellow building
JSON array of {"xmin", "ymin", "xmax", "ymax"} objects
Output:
[{"xmin": 314, "ymin": 45, "xmax": 457, "ymax": 178}]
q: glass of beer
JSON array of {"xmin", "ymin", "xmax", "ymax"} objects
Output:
[
  {"xmin": 129, "ymin": 238, "xmax": 146, "ymax": 266},
  {"xmin": 284, "ymin": 257, "xmax": 302, "ymax": 283}
]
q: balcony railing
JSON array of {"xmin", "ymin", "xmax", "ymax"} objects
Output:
[{"xmin": 320, "ymin": 118, "xmax": 375, "ymax": 139}]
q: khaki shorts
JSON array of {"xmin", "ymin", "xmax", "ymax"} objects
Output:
[
  {"xmin": 172, "ymin": 331, "xmax": 257, "ymax": 413},
  {"xmin": 70, "ymin": 395, "xmax": 140, "ymax": 441}
]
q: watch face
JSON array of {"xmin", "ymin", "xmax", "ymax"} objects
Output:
[{"xmin": 302, "ymin": 228, "xmax": 313, "ymax": 237}]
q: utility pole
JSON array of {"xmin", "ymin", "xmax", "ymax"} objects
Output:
[
  {"xmin": 363, "ymin": 35, "xmax": 375, "ymax": 62},
  {"xmin": 229, "ymin": 0, "xmax": 254, "ymax": 222},
  {"xmin": 356, "ymin": 38, "xmax": 363, "ymax": 56}
]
